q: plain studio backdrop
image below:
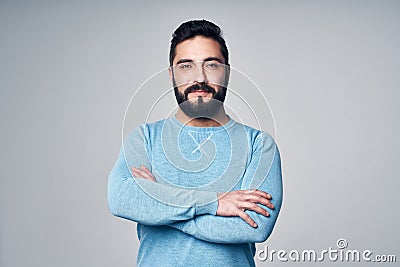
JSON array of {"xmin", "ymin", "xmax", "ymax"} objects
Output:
[{"xmin": 1, "ymin": 1, "xmax": 399, "ymax": 266}]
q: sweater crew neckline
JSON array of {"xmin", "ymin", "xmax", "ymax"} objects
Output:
[{"xmin": 169, "ymin": 114, "xmax": 236, "ymax": 132}]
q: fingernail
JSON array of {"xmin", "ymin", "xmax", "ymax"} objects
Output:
[
  {"xmin": 253, "ymin": 223, "xmax": 258, "ymax": 228},
  {"xmin": 266, "ymin": 194, "xmax": 271, "ymax": 199}
]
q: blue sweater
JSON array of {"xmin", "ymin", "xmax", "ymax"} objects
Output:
[{"xmin": 108, "ymin": 116, "xmax": 283, "ymax": 267}]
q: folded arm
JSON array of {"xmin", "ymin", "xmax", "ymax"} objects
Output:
[
  {"xmin": 167, "ymin": 133, "xmax": 283, "ymax": 244},
  {"xmin": 107, "ymin": 125, "xmax": 218, "ymax": 225}
]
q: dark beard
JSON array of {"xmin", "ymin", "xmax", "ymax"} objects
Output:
[{"xmin": 174, "ymin": 82, "xmax": 227, "ymax": 119}]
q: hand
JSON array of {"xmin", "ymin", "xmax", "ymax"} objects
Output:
[
  {"xmin": 131, "ymin": 165, "xmax": 156, "ymax": 182},
  {"xmin": 132, "ymin": 166, "xmax": 273, "ymax": 228},
  {"xmin": 217, "ymin": 189, "xmax": 274, "ymax": 228}
]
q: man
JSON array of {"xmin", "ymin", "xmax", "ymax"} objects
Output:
[{"xmin": 108, "ymin": 20, "xmax": 283, "ymax": 266}]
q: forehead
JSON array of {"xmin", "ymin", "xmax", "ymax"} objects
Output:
[{"xmin": 174, "ymin": 36, "xmax": 223, "ymax": 64}]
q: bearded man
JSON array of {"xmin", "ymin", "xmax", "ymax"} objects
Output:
[{"xmin": 108, "ymin": 19, "xmax": 283, "ymax": 267}]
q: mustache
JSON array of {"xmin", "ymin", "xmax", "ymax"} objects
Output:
[{"xmin": 184, "ymin": 83, "xmax": 216, "ymax": 98}]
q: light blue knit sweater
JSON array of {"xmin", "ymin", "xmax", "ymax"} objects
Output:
[{"xmin": 108, "ymin": 116, "xmax": 283, "ymax": 267}]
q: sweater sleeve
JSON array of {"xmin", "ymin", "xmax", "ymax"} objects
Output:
[
  {"xmin": 167, "ymin": 133, "xmax": 283, "ymax": 244},
  {"xmin": 107, "ymin": 125, "xmax": 218, "ymax": 225}
]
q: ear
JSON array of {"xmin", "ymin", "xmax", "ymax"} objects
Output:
[{"xmin": 168, "ymin": 66, "xmax": 173, "ymax": 81}]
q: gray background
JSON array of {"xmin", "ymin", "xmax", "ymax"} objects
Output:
[{"xmin": 1, "ymin": 0, "xmax": 399, "ymax": 266}]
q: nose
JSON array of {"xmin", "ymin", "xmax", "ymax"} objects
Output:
[{"xmin": 193, "ymin": 64, "xmax": 207, "ymax": 83}]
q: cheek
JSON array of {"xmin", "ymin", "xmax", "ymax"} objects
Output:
[
  {"xmin": 173, "ymin": 74, "xmax": 191, "ymax": 87},
  {"xmin": 207, "ymin": 71, "xmax": 227, "ymax": 87}
]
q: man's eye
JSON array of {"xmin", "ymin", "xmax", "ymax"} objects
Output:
[
  {"xmin": 179, "ymin": 64, "xmax": 192, "ymax": 69},
  {"xmin": 205, "ymin": 62, "xmax": 219, "ymax": 70}
]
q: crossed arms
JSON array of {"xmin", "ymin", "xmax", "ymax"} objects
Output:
[{"xmin": 107, "ymin": 125, "xmax": 283, "ymax": 244}]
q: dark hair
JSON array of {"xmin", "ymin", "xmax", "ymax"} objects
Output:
[{"xmin": 169, "ymin": 20, "xmax": 229, "ymax": 66}]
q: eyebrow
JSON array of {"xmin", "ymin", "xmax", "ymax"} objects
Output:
[{"xmin": 175, "ymin": 57, "xmax": 224, "ymax": 65}]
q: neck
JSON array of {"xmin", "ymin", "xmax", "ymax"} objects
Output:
[{"xmin": 175, "ymin": 107, "xmax": 229, "ymax": 127}]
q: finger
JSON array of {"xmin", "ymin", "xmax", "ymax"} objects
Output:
[
  {"xmin": 131, "ymin": 168, "xmax": 141, "ymax": 176},
  {"xmin": 138, "ymin": 170, "xmax": 153, "ymax": 180},
  {"xmin": 139, "ymin": 166, "xmax": 151, "ymax": 176},
  {"xmin": 140, "ymin": 165, "xmax": 156, "ymax": 179},
  {"xmin": 133, "ymin": 168, "xmax": 153, "ymax": 180},
  {"xmin": 141, "ymin": 164, "xmax": 150, "ymax": 171},
  {"xmin": 247, "ymin": 189, "xmax": 272, "ymax": 200},
  {"xmin": 132, "ymin": 167, "xmax": 140, "ymax": 173},
  {"xmin": 245, "ymin": 189, "xmax": 256, "ymax": 194},
  {"xmin": 243, "ymin": 194, "xmax": 275, "ymax": 210},
  {"xmin": 238, "ymin": 210, "xmax": 258, "ymax": 228},
  {"xmin": 137, "ymin": 166, "xmax": 157, "ymax": 182},
  {"xmin": 140, "ymin": 165, "xmax": 157, "ymax": 182},
  {"xmin": 132, "ymin": 171, "xmax": 145, "ymax": 179},
  {"xmin": 241, "ymin": 202, "xmax": 270, "ymax": 217}
]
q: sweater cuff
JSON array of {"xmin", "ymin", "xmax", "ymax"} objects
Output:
[{"xmin": 195, "ymin": 191, "xmax": 218, "ymax": 215}]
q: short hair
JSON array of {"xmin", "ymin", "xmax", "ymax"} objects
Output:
[{"xmin": 169, "ymin": 20, "xmax": 229, "ymax": 66}]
